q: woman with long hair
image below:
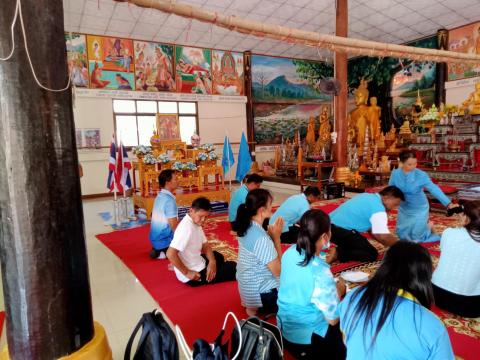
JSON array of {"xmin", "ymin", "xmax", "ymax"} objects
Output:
[
  {"xmin": 389, "ymin": 150, "xmax": 457, "ymax": 242},
  {"xmin": 432, "ymin": 200, "xmax": 480, "ymax": 318},
  {"xmin": 339, "ymin": 241, "xmax": 454, "ymax": 359},
  {"xmin": 277, "ymin": 210, "xmax": 346, "ymax": 359},
  {"xmin": 236, "ymin": 189, "xmax": 284, "ymax": 316}
]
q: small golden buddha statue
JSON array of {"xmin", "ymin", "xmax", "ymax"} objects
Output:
[
  {"xmin": 368, "ymin": 97, "xmax": 381, "ymax": 142},
  {"xmin": 399, "ymin": 120, "xmax": 412, "ymax": 135},
  {"xmin": 386, "ymin": 124, "xmax": 396, "ymax": 141},
  {"xmin": 150, "ymin": 129, "xmax": 162, "ymax": 151},
  {"xmin": 348, "ymin": 79, "xmax": 370, "ymax": 152},
  {"xmin": 317, "ymin": 106, "xmax": 331, "ymax": 149},
  {"xmin": 461, "ymin": 81, "xmax": 480, "ymax": 115},
  {"xmin": 305, "ymin": 116, "xmax": 316, "ymax": 149}
]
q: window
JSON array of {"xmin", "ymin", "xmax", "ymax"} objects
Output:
[{"xmin": 113, "ymin": 100, "xmax": 198, "ymax": 146}]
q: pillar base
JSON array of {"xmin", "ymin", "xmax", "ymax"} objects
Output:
[{"xmin": 0, "ymin": 322, "xmax": 112, "ymax": 360}]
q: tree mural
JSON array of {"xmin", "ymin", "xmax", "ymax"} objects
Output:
[{"xmin": 293, "ymin": 36, "xmax": 437, "ymax": 131}]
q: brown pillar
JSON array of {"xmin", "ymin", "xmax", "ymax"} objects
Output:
[
  {"xmin": 244, "ymin": 51, "xmax": 255, "ymax": 156},
  {"xmin": 0, "ymin": 1, "xmax": 94, "ymax": 359},
  {"xmin": 334, "ymin": 0, "xmax": 348, "ymax": 167},
  {"xmin": 435, "ymin": 29, "xmax": 448, "ymax": 107}
]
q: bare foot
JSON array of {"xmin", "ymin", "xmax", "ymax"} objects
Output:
[{"xmin": 326, "ymin": 247, "xmax": 338, "ymax": 264}]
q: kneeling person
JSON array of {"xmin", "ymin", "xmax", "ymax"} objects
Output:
[
  {"xmin": 269, "ymin": 186, "xmax": 321, "ymax": 243},
  {"xmin": 167, "ymin": 197, "xmax": 237, "ymax": 286},
  {"xmin": 329, "ymin": 186, "xmax": 404, "ymax": 263}
]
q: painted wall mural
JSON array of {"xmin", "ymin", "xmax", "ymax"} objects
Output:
[
  {"xmin": 254, "ymin": 103, "xmax": 330, "ymax": 144},
  {"xmin": 212, "ymin": 50, "xmax": 244, "ymax": 96},
  {"xmin": 448, "ymin": 21, "xmax": 480, "ymax": 81},
  {"xmin": 134, "ymin": 41, "xmax": 175, "ymax": 92},
  {"xmin": 66, "ymin": 33, "xmax": 89, "ymax": 88},
  {"xmin": 251, "ymin": 55, "xmax": 331, "ymax": 103},
  {"xmin": 175, "ymin": 46, "xmax": 212, "ymax": 94},
  {"xmin": 86, "ymin": 35, "xmax": 135, "ymax": 90}
]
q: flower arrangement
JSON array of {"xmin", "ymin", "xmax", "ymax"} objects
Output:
[
  {"xmin": 199, "ymin": 143, "xmax": 215, "ymax": 152},
  {"xmin": 158, "ymin": 153, "xmax": 171, "ymax": 164},
  {"xmin": 172, "ymin": 161, "xmax": 197, "ymax": 171},
  {"xmin": 184, "ymin": 162, "xmax": 198, "ymax": 170},
  {"xmin": 132, "ymin": 145, "xmax": 152, "ymax": 156},
  {"xmin": 208, "ymin": 152, "xmax": 218, "ymax": 161},
  {"xmin": 144, "ymin": 153, "xmax": 158, "ymax": 165},
  {"xmin": 420, "ymin": 104, "xmax": 439, "ymax": 123},
  {"xmin": 197, "ymin": 152, "xmax": 208, "ymax": 161}
]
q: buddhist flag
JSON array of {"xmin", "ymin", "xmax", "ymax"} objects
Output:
[
  {"xmin": 235, "ymin": 132, "xmax": 252, "ymax": 182},
  {"xmin": 221, "ymin": 135, "xmax": 235, "ymax": 175}
]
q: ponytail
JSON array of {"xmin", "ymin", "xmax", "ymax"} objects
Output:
[
  {"xmin": 296, "ymin": 209, "xmax": 330, "ymax": 266},
  {"xmin": 235, "ymin": 189, "xmax": 272, "ymax": 237}
]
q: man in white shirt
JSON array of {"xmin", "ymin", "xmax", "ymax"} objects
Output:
[
  {"xmin": 329, "ymin": 186, "xmax": 404, "ymax": 262},
  {"xmin": 167, "ymin": 197, "xmax": 237, "ymax": 286}
]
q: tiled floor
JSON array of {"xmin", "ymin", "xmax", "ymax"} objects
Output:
[{"xmin": 0, "ymin": 185, "xmax": 294, "ymax": 359}]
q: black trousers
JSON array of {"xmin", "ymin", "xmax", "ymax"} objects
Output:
[
  {"xmin": 433, "ymin": 284, "xmax": 480, "ymax": 318},
  {"xmin": 260, "ymin": 288, "xmax": 278, "ymax": 314},
  {"xmin": 186, "ymin": 251, "xmax": 237, "ymax": 287},
  {"xmin": 283, "ymin": 324, "xmax": 346, "ymax": 360},
  {"xmin": 280, "ymin": 226, "xmax": 300, "ymax": 244},
  {"xmin": 330, "ymin": 224, "xmax": 378, "ymax": 262}
]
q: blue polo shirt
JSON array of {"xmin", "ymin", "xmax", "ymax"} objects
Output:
[
  {"xmin": 330, "ymin": 193, "xmax": 386, "ymax": 232},
  {"xmin": 277, "ymin": 246, "xmax": 339, "ymax": 344},
  {"xmin": 149, "ymin": 189, "xmax": 178, "ymax": 250},
  {"xmin": 339, "ymin": 288, "xmax": 454, "ymax": 360},
  {"xmin": 270, "ymin": 193, "xmax": 310, "ymax": 233},
  {"xmin": 229, "ymin": 184, "xmax": 249, "ymax": 222}
]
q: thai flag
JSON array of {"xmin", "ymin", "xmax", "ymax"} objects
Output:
[
  {"xmin": 116, "ymin": 141, "xmax": 132, "ymax": 193},
  {"xmin": 107, "ymin": 136, "xmax": 117, "ymax": 192}
]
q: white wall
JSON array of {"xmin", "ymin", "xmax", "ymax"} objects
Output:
[{"xmin": 74, "ymin": 97, "xmax": 248, "ymax": 195}]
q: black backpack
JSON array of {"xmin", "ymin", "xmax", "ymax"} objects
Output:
[{"xmin": 125, "ymin": 309, "xmax": 179, "ymax": 360}]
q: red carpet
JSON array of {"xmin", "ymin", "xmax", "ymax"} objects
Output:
[
  {"xmin": 96, "ymin": 200, "xmax": 478, "ymax": 359},
  {"xmin": 0, "ymin": 311, "xmax": 4, "ymax": 337}
]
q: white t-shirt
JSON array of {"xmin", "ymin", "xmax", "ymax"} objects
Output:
[
  {"xmin": 370, "ymin": 212, "xmax": 390, "ymax": 234},
  {"xmin": 169, "ymin": 214, "xmax": 207, "ymax": 283}
]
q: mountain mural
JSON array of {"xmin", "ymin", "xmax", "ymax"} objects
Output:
[
  {"xmin": 251, "ymin": 54, "xmax": 330, "ymax": 103},
  {"xmin": 253, "ymin": 75, "xmax": 330, "ymax": 102}
]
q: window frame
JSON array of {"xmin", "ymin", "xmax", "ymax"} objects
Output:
[{"xmin": 113, "ymin": 100, "xmax": 199, "ymax": 147}]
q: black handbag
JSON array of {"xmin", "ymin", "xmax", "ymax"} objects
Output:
[
  {"xmin": 124, "ymin": 309, "xmax": 179, "ymax": 360},
  {"xmin": 191, "ymin": 329, "xmax": 229, "ymax": 360},
  {"xmin": 230, "ymin": 316, "xmax": 283, "ymax": 360},
  {"xmin": 177, "ymin": 312, "xmax": 242, "ymax": 360}
]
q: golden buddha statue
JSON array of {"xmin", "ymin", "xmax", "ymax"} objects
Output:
[
  {"xmin": 368, "ymin": 97, "xmax": 381, "ymax": 142},
  {"xmin": 150, "ymin": 129, "xmax": 162, "ymax": 152},
  {"xmin": 316, "ymin": 106, "xmax": 331, "ymax": 149},
  {"xmin": 461, "ymin": 81, "xmax": 480, "ymax": 115},
  {"xmin": 305, "ymin": 116, "xmax": 316, "ymax": 149},
  {"xmin": 386, "ymin": 124, "xmax": 396, "ymax": 141},
  {"xmin": 348, "ymin": 79, "xmax": 370, "ymax": 152}
]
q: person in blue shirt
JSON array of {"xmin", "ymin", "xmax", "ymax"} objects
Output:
[
  {"xmin": 277, "ymin": 209, "xmax": 346, "ymax": 359},
  {"xmin": 432, "ymin": 200, "xmax": 480, "ymax": 318},
  {"xmin": 149, "ymin": 170, "xmax": 179, "ymax": 259},
  {"xmin": 229, "ymin": 173, "xmax": 263, "ymax": 231},
  {"xmin": 269, "ymin": 186, "xmax": 321, "ymax": 244},
  {"xmin": 236, "ymin": 189, "xmax": 284, "ymax": 316},
  {"xmin": 339, "ymin": 241, "xmax": 454, "ymax": 360},
  {"xmin": 389, "ymin": 150, "xmax": 458, "ymax": 242},
  {"xmin": 329, "ymin": 186, "xmax": 404, "ymax": 263}
]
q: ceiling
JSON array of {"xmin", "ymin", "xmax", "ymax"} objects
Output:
[{"xmin": 63, "ymin": 0, "xmax": 480, "ymax": 61}]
